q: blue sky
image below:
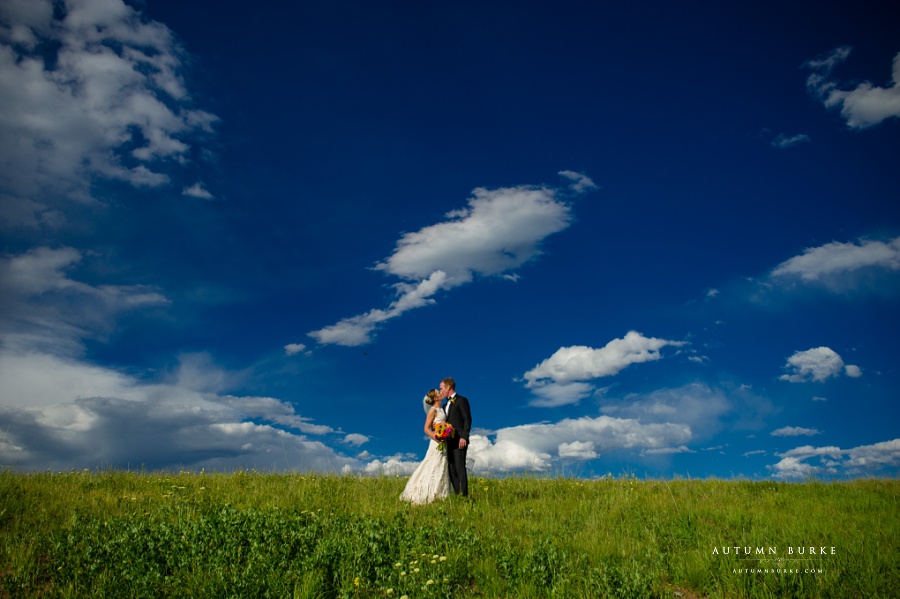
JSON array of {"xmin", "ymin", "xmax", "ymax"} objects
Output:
[{"xmin": 1, "ymin": 0, "xmax": 898, "ymax": 479}]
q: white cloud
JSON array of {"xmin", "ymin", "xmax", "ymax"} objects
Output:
[
  {"xmin": 0, "ymin": 349, "xmax": 361, "ymax": 472},
  {"xmin": 843, "ymin": 364, "xmax": 862, "ymax": 378},
  {"xmin": 558, "ymin": 440, "xmax": 597, "ymax": 459},
  {"xmin": 770, "ymin": 439, "xmax": 900, "ymax": 479},
  {"xmin": 468, "ymin": 415, "xmax": 693, "ymax": 473},
  {"xmin": 465, "ymin": 383, "xmax": 737, "ymax": 473},
  {"xmin": 0, "ymin": 246, "xmax": 169, "ymax": 355},
  {"xmin": 216, "ymin": 394, "xmax": 334, "ymax": 435},
  {"xmin": 343, "ymin": 433, "xmax": 369, "ymax": 446},
  {"xmin": 771, "ymin": 426, "xmax": 821, "ymax": 437},
  {"xmin": 769, "ymin": 456, "xmax": 825, "ymax": 479},
  {"xmin": 0, "ymin": 246, "xmax": 361, "ymax": 472},
  {"xmin": 558, "ymin": 170, "xmax": 598, "ymax": 193},
  {"xmin": 779, "ymin": 347, "xmax": 861, "ymax": 383},
  {"xmin": 376, "ymin": 181, "xmax": 573, "ymax": 282},
  {"xmin": 362, "ymin": 455, "xmax": 419, "ymax": 476},
  {"xmin": 845, "ymin": 439, "xmax": 900, "ymax": 470},
  {"xmin": 771, "ymin": 237, "xmax": 900, "ymax": 285},
  {"xmin": 522, "ymin": 331, "xmax": 685, "ymax": 406},
  {"xmin": 0, "ymin": 0, "xmax": 217, "ymax": 229},
  {"xmin": 806, "ymin": 47, "xmax": 900, "ymax": 129},
  {"xmin": 528, "ymin": 382, "xmax": 596, "ymax": 408},
  {"xmin": 771, "ymin": 133, "xmax": 810, "ymax": 148},
  {"xmin": 309, "ymin": 271, "xmax": 449, "ymax": 346},
  {"xmin": 601, "ymin": 383, "xmax": 734, "ymax": 441},
  {"xmin": 0, "ymin": 351, "xmax": 137, "ymax": 411},
  {"xmin": 182, "ymin": 183, "xmax": 214, "ymax": 199},
  {"xmin": 284, "ymin": 343, "xmax": 309, "ymax": 356},
  {"xmin": 309, "ymin": 172, "xmax": 595, "ymax": 346}
]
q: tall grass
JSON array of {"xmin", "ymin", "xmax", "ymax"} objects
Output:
[{"xmin": 0, "ymin": 470, "xmax": 897, "ymax": 597}]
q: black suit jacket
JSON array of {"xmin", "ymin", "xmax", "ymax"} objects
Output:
[{"xmin": 445, "ymin": 394, "xmax": 471, "ymax": 444}]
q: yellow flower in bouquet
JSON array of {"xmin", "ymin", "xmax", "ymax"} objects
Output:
[{"xmin": 433, "ymin": 422, "xmax": 455, "ymax": 452}]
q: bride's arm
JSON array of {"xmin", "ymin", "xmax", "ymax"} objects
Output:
[{"xmin": 423, "ymin": 408, "xmax": 437, "ymax": 441}]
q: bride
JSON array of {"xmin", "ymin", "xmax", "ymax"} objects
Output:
[{"xmin": 400, "ymin": 389, "xmax": 451, "ymax": 505}]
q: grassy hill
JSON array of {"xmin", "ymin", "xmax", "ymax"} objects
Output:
[{"xmin": 1, "ymin": 470, "xmax": 897, "ymax": 597}]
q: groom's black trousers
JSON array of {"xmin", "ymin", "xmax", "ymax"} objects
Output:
[{"xmin": 447, "ymin": 442, "xmax": 468, "ymax": 496}]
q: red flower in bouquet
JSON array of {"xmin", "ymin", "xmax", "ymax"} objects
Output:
[{"xmin": 433, "ymin": 422, "xmax": 455, "ymax": 452}]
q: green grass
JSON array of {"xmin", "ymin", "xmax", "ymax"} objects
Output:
[{"xmin": 0, "ymin": 470, "xmax": 897, "ymax": 598}]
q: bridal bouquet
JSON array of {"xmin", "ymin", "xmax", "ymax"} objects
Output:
[{"xmin": 433, "ymin": 422, "xmax": 455, "ymax": 452}]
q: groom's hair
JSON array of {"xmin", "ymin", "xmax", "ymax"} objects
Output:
[{"xmin": 442, "ymin": 377, "xmax": 456, "ymax": 391}]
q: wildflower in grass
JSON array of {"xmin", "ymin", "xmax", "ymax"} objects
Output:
[
  {"xmin": 386, "ymin": 590, "xmax": 393, "ymax": 596},
  {"xmin": 413, "ymin": 568, "xmax": 420, "ymax": 573},
  {"xmin": 426, "ymin": 579, "xmax": 434, "ymax": 585},
  {"xmin": 400, "ymin": 595, "xmax": 409, "ymax": 599},
  {"xmin": 439, "ymin": 556, "xmax": 447, "ymax": 562},
  {"xmin": 394, "ymin": 562, "xmax": 402, "ymax": 568},
  {"xmin": 354, "ymin": 577, "xmax": 360, "ymax": 587}
]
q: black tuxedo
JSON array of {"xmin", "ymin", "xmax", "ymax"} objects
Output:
[{"xmin": 444, "ymin": 394, "xmax": 471, "ymax": 496}]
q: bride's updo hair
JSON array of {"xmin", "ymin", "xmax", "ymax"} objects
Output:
[{"xmin": 423, "ymin": 389, "xmax": 439, "ymax": 405}]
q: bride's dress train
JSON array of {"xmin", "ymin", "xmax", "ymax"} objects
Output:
[{"xmin": 400, "ymin": 409, "xmax": 450, "ymax": 505}]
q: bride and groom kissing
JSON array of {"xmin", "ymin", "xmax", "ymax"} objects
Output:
[{"xmin": 400, "ymin": 377, "xmax": 472, "ymax": 505}]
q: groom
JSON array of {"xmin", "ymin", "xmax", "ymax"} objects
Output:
[{"xmin": 439, "ymin": 377, "xmax": 471, "ymax": 497}]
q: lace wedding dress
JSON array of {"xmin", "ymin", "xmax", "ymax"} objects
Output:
[{"xmin": 400, "ymin": 408, "xmax": 451, "ymax": 505}]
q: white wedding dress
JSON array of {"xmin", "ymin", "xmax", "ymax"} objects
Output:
[{"xmin": 400, "ymin": 407, "xmax": 451, "ymax": 505}]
